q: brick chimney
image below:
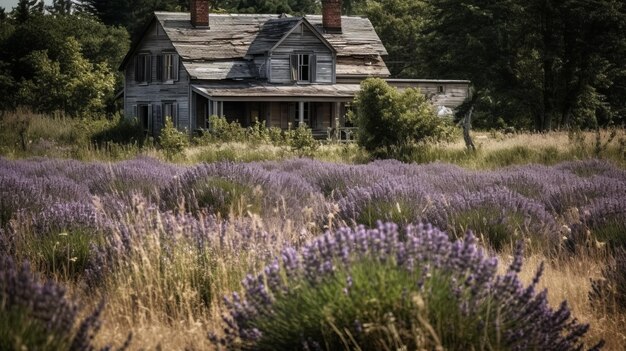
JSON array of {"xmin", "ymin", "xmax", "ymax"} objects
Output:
[
  {"xmin": 190, "ymin": 0, "xmax": 209, "ymax": 28},
  {"xmin": 322, "ymin": 0, "xmax": 342, "ymax": 33}
]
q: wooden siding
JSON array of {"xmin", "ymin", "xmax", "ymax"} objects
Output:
[
  {"xmin": 316, "ymin": 53, "xmax": 334, "ymax": 83},
  {"xmin": 124, "ymin": 20, "xmax": 191, "ymax": 132},
  {"xmin": 254, "ymin": 56, "xmax": 268, "ymax": 79},
  {"xmin": 269, "ymin": 24, "xmax": 334, "ymax": 84},
  {"xmin": 386, "ymin": 81, "xmax": 471, "ymax": 108}
]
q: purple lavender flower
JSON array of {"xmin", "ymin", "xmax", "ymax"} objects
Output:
[
  {"xmin": 217, "ymin": 222, "xmax": 598, "ymax": 350},
  {"xmin": 0, "ymin": 256, "xmax": 127, "ymax": 350}
]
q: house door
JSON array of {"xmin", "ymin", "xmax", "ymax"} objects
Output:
[{"xmin": 138, "ymin": 104, "xmax": 150, "ymax": 134}]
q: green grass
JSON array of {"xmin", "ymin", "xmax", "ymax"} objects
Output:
[
  {"xmin": 1, "ymin": 111, "xmax": 624, "ymax": 170},
  {"xmin": 0, "ymin": 307, "xmax": 71, "ymax": 351}
]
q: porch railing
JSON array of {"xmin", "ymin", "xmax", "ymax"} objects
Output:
[{"xmin": 320, "ymin": 127, "xmax": 358, "ymax": 143}]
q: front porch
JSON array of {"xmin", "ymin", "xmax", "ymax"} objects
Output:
[{"xmin": 190, "ymin": 83, "xmax": 360, "ymax": 140}]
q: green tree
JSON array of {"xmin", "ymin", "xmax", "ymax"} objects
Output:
[
  {"xmin": 18, "ymin": 37, "xmax": 115, "ymax": 116},
  {"xmin": 351, "ymin": 78, "xmax": 447, "ymax": 158},
  {"xmin": 76, "ymin": 0, "xmax": 188, "ymax": 38},
  {"xmin": 361, "ymin": 0, "xmax": 428, "ymax": 78},
  {"xmin": 0, "ymin": 13, "xmax": 128, "ymax": 113},
  {"xmin": 11, "ymin": 0, "xmax": 44, "ymax": 24},
  {"xmin": 417, "ymin": 0, "xmax": 626, "ymax": 130},
  {"xmin": 47, "ymin": 0, "xmax": 74, "ymax": 15}
]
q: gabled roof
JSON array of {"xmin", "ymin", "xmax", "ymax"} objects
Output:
[
  {"xmin": 246, "ymin": 17, "xmax": 302, "ymax": 54},
  {"xmin": 154, "ymin": 12, "xmax": 387, "ymax": 59},
  {"xmin": 120, "ymin": 12, "xmax": 390, "ymax": 79},
  {"xmin": 266, "ymin": 17, "xmax": 336, "ymax": 55}
]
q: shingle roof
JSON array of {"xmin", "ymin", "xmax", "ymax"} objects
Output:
[
  {"xmin": 156, "ymin": 12, "xmax": 387, "ymax": 58},
  {"xmin": 149, "ymin": 12, "xmax": 389, "ymax": 80}
]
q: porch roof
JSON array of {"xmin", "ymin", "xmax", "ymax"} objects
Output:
[{"xmin": 192, "ymin": 82, "xmax": 360, "ymax": 101}]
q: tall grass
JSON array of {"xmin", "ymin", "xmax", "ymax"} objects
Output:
[{"xmin": 2, "ymin": 111, "xmax": 624, "ymax": 168}]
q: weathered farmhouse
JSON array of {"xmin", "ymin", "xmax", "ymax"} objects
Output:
[{"xmin": 120, "ymin": 0, "xmax": 470, "ymax": 137}]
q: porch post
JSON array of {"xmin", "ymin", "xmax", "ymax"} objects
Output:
[
  {"xmin": 298, "ymin": 101, "xmax": 305, "ymax": 126},
  {"xmin": 211, "ymin": 100, "xmax": 218, "ymax": 117},
  {"xmin": 333, "ymin": 102, "xmax": 341, "ymax": 127},
  {"xmin": 191, "ymin": 93, "xmax": 196, "ymax": 130}
]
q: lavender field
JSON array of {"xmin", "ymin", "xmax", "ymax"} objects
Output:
[{"xmin": 1, "ymin": 156, "xmax": 625, "ymax": 350}]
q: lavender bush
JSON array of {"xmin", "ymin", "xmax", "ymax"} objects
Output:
[
  {"xmin": 0, "ymin": 256, "xmax": 125, "ymax": 350},
  {"xmin": 217, "ymin": 222, "xmax": 600, "ymax": 350},
  {"xmin": 336, "ymin": 177, "xmax": 435, "ymax": 226},
  {"xmin": 590, "ymin": 249, "xmax": 626, "ymax": 313},
  {"xmin": 423, "ymin": 187, "xmax": 560, "ymax": 250},
  {"xmin": 160, "ymin": 162, "xmax": 322, "ymax": 218}
]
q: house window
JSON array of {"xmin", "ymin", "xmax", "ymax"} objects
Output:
[
  {"xmin": 291, "ymin": 54, "xmax": 315, "ymax": 82},
  {"xmin": 135, "ymin": 54, "xmax": 150, "ymax": 83},
  {"xmin": 156, "ymin": 53, "xmax": 178, "ymax": 82},
  {"xmin": 163, "ymin": 102, "xmax": 177, "ymax": 126},
  {"xmin": 163, "ymin": 53, "xmax": 178, "ymax": 81},
  {"xmin": 437, "ymin": 85, "xmax": 445, "ymax": 94}
]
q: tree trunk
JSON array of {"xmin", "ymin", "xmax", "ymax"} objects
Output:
[{"xmin": 463, "ymin": 105, "xmax": 476, "ymax": 151}]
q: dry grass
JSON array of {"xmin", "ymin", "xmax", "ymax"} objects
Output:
[
  {"xmin": 444, "ymin": 129, "xmax": 625, "ymax": 153},
  {"xmin": 84, "ymin": 214, "xmax": 626, "ymax": 350},
  {"xmin": 500, "ymin": 251, "xmax": 626, "ymax": 350}
]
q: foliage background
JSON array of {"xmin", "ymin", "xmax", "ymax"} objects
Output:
[{"xmin": 0, "ymin": 0, "xmax": 625, "ymax": 128}]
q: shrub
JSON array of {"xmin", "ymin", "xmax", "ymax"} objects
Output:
[
  {"xmin": 208, "ymin": 115, "xmax": 246, "ymax": 142},
  {"xmin": 159, "ymin": 117, "xmax": 189, "ymax": 160},
  {"xmin": 0, "ymin": 256, "xmax": 124, "ymax": 350},
  {"xmin": 579, "ymin": 197, "xmax": 626, "ymax": 249},
  {"xmin": 336, "ymin": 178, "xmax": 435, "ymax": 227},
  {"xmin": 91, "ymin": 114, "xmax": 145, "ymax": 147},
  {"xmin": 267, "ymin": 126, "xmax": 287, "ymax": 145},
  {"xmin": 160, "ymin": 162, "xmax": 321, "ymax": 219},
  {"xmin": 350, "ymin": 78, "xmax": 450, "ymax": 158},
  {"xmin": 287, "ymin": 124, "xmax": 319, "ymax": 157},
  {"xmin": 12, "ymin": 202, "xmax": 110, "ymax": 280},
  {"xmin": 246, "ymin": 117, "xmax": 270, "ymax": 144},
  {"xmin": 423, "ymin": 187, "xmax": 560, "ymax": 251},
  {"xmin": 217, "ymin": 222, "xmax": 599, "ymax": 350}
]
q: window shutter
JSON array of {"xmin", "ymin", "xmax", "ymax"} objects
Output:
[
  {"xmin": 173, "ymin": 102, "xmax": 179, "ymax": 128},
  {"xmin": 146, "ymin": 56, "xmax": 152, "ymax": 83},
  {"xmin": 153, "ymin": 104, "xmax": 162, "ymax": 131},
  {"xmin": 134, "ymin": 57, "xmax": 139, "ymax": 82},
  {"xmin": 156, "ymin": 55, "xmax": 163, "ymax": 81},
  {"xmin": 290, "ymin": 55, "xmax": 298, "ymax": 81},
  {"xmin": 173, "ymin": 55, "xmax": 179, "ymax": 81},
  {"xmin": 310, "ymin": 54, "xmax": 317, "ymax": 83},
  {"xmin": 147, "ymin": 104, "xmax": 153, "ymax": 133}
]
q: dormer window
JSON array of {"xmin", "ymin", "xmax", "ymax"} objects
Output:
[{"xmin": 290, "ymin": 53, "xmax": 316, "ymax": 83}]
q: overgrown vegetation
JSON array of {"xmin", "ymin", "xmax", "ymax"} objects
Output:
[
  {"xmin": 350, "ymin": 78, "xmax": 454, "ymax": 159},
  {"xmin": 1, "ymin": 111, "xmax": 625, "ymax": 168},
  {"xmin": 159, "ymin": 116, "xmax": 189, "ymax": 160},
  {"xmin": 1, "ymin": 156, "xmax": 624, "ymax": 349}
]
